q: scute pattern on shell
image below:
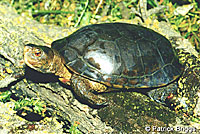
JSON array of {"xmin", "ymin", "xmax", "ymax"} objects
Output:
[{"xmin": 52, "ymin": 23, "xmax": 184, "ymax": 88}]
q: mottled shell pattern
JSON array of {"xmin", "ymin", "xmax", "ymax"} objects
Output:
[{"xmin": 52, "ymin": 23, "xmax": 184, "ymax": 89}]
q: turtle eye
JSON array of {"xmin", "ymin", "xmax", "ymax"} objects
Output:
[{"xmin": 34, "ymin": 48, "xmax": 42, "ymax": 57}]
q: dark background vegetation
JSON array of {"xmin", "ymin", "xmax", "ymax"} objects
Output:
[{"xmin": 3, "ymin": 0, "xmax": 199, "ymax": 52}]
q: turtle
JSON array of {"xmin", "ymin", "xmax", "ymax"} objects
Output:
[{"xmin": 23, "ymin": 22, "xmax": 185, "ymax": 106}]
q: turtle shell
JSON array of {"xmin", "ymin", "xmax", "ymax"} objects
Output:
[{"xmin": 52, "ymin": 23, "xmax": 184, "ymax": 88}]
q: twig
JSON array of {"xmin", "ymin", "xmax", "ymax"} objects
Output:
[{"xmin": 74, "ymin": 0, "xmax": 89, "ymax": 27}]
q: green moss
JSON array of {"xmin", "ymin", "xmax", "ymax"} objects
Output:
[{"xmin": 98, "ymin": 91, "xmax": 176, "ymax": 133}]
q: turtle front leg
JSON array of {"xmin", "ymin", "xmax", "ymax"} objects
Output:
[{"xmin": 71, "ymin": 74, "xmax": 108, "ymax": 106}]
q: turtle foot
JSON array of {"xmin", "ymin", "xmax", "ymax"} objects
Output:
[{"xmin": 71, "ymin": 74, "xmax": 108, "ymax": 106}]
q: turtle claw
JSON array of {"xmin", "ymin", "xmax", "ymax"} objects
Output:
[
  {"xmin": 71, "ymin": 74, "xmax": 108, "ymax": 106},
  {"xmin": 91, "ymin": 95, "xmax": 108, "ymax": 106},
  {"xmin": 74, "ymin": 88, "xmax": 108, "ymax": 106}
]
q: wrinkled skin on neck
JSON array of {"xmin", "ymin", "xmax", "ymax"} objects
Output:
[
  {"xmin": 24, "ymin": 44, "xmax": 71, "ymax": 84},
  {"xmin": 23, "ymin": 44, "xmax": 107, "ymax": 105}
]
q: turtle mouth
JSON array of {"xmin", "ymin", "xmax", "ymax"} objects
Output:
[
  {"xmin": 24, "ymin": 45, "xmax": 42, "ymax": 68},
  {"xmin": 25, "ymin": 57, "xmax": 41, "ymax": 67}
]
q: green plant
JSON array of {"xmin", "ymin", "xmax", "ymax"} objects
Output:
[
  {"xmin": 69, "ymin": 121, "xmax": 82, "ymax": 134},
  {"xmin": 14, "ymin": 98, "xmax": 47, "ymax": 116},
  {"xmin": 0, "ymin": 90, "xmax": 12, "ymax": 102}
]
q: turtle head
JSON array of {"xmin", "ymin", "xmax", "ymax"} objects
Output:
[{"xmin": 24, "ymin": 44, "xmax": 55, "ymax": 73}]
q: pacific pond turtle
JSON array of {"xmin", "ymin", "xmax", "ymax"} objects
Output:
[{"xmin": 23, "ymin": 22, "xmax": 185, "ymax": 107}]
